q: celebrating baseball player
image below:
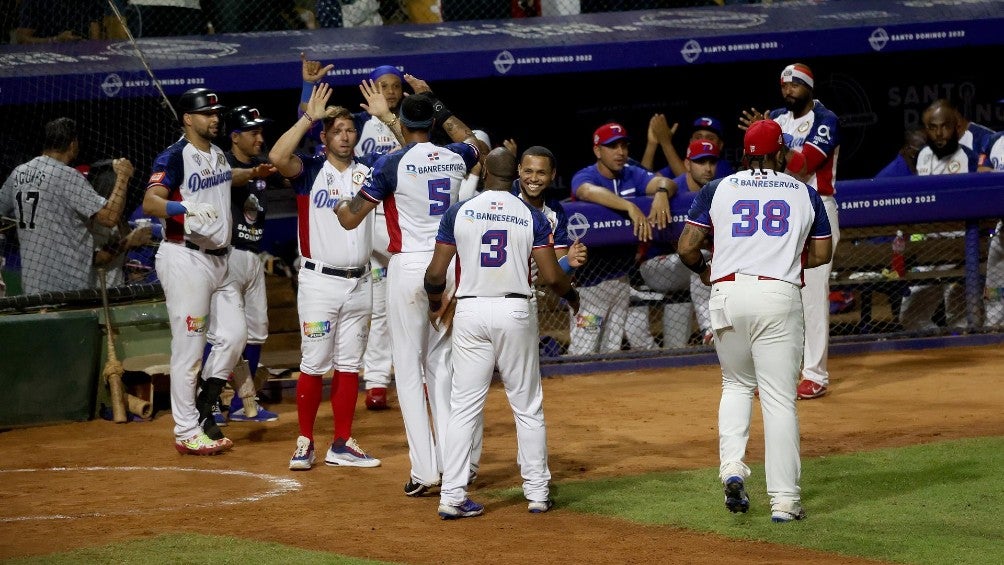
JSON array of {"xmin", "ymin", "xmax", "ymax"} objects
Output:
[
  {"xmin": 200, "ymin": 105, "xmax": 284, "ymax": 426},
  {"xmin": 739, "ymin": 62, "xmax": 840, "ymax": 400},
  {"xmin": 143, "ymin": 88, "xmax": 234, "ymax": 455},
  {"xmin": 336, "ymin": 82, "xmax": 488, "ymax": 496},
  {"xmin": 425, "ymin": 147, "xmax": 580, "ymax": 519},
  {"xmin": 269, "ymin": 82, "xmax": 387, "ymax": 471},
  {"xmin": 678, "ymin": 119, "xmax": 832, "ymax": 522}
]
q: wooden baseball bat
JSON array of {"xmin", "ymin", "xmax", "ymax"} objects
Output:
[{"xmin": 98, "ymin": 268, "xmax": 129, "ymax": 423}]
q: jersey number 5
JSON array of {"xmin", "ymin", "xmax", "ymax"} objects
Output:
[
  {"xmin": 428, "ymin": 178, "xmax": 451, "ymax": 216},
  {"xmin": 731, "ymin": 199, "xmax": 790, "ymax": 237},
  {"xmin": 481, "ymin": 229, "xmax": 507, "ymax": 267}
]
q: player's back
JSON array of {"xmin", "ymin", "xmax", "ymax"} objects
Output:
[
  {"xmin": 363, "ymin": 141, "xmax": 477, "ymax": 253},
  {"xmin": 699, "ymin": 169, "xmax": 826, "ymax": 286},
  {"xmin": 443, "ymin": 191, "xmax": 550, "ymax": 298}
]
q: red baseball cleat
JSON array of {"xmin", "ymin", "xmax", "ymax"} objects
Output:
[
  {"xmin": 796, "ymin": 379, "xmax": 828, "ymax": 400},
  {"xmin": 365, "ymin": 387, "xmax": 389, "ymax": 410}
]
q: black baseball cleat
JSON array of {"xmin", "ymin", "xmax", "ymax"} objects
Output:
[
  {"xmin": 404, "ymin": 478, "xmax": 431, "ymax": 497},
  {"xmin": 724, "ymin": 476, "xmax": 750, "ymax": 514}
]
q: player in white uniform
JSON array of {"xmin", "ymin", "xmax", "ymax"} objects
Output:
[
  {"xmin": 740, "ymin": 63, "xmax": 840, "ymax": 400},
  {"xmin": 143, "ymin": 88, "xmax": 234, "ymax": 455},
  {"xmin": 678, "ymin": 120, "xmax": 832, "ymax": 522},
  {"xmin": 977, "ymin": 132, "xmax": 1004, "ymax": 326},
  {"xmin": 269, "ymin": 83, "xmax": 387, "ymax": 470},
  {"xmin": 425, "ymin": 147, "xmax": 580, "ymax": 519},
  {"xmin": 337, "ymin": 87, "xmax": 488, "ymax": 495}
]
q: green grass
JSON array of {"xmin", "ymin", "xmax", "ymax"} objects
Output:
[
  {"xmin": 10, "ymin": 438, "xmax": 1003, "ymax": 565},
  {"xmin": 3, "ymin": 533, "xmax": 398, "ymax": 565},
  {"xmin": 496, "ymin": 436, "xmax": 1004, "ymax": 565}
]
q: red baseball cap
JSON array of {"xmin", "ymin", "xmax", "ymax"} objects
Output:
[
  {"xmin": 686, "ymin": 140, "xmax": 719, "ymax": 161},
  {"xmin": 744, "ymin": 120, "xmax": 783, "ymax": 156},
  {"xmin": 593, "ymin": 122, "xmax": 628, "ymax": 146}
]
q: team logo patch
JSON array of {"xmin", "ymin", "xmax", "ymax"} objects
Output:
[
  {"xmin": 797, "ymin": 121, "xmax": 811, "ymax": 134},
  {"xmin": 185, "ymin": 315, "xmax": 207, "ymax": 334},
  {"xmin": 575, "ymin": 313, "xmax": 603, "ymax": 329},
  {"xmin": 302, "ymin": 320, "xmax": 331, "ymax": 338},
  {"xmin": 149, "ymin": 171, "xmax": 165, "ymax": 183},
  {"xmin": 427, "ymin": 151, "xmax": 440, "ymax": 161},
  {"xmin": 490, "ymin": 201, "xmax": 503, "ymax": 211},
  {"xmin": 948, "ymin": 161, "xmax": 961, "ymax": 173}
]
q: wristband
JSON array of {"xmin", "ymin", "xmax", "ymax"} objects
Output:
[
  {"xmin": 682, "ymin": 253, "xmax": 708, "ymax": 274},
  {"xmin": 425, "ymin": 92, "xmax": 453, "ymax": 125},
  {"xmin": 424, "ymin": 279, "xmax": 446, "ymax": 295},
  {"xmin": 166, "ymin": 201, "xmax": 186, "ymax": 216},
  {"xmin": 655, "ymin": 186, "xmax": 670, "ymax": 195},
  {"xmin": 557, "ymin": 255, "xmax": 573, "ymax": 273}
]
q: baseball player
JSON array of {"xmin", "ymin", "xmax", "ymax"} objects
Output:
[
  {"xmin": 300, "ymin": 56, "xmax": 406, "ymax": 410},
  {"xmin": 269, "ymin": 82, "xmax": 386, "ymax": 471},
  {"xmin": 679, "ymin": 119, "xmax": 832, "ymax": 522},
  {"xmin": 0, "ymin": 118, "xmax": 133, "ymax": 295},
  {"xmin": 337, "ymin": 85, "xmax": 488, "ymax": 495},
  {"xmin": 642, "ymin": 114, "xmax": 735, "ymax": 180},
  {"xmin": 639, "ymin": 139, "xmax": 726, "ymax": 346},
  {"xmin": 568, "ymin": 122, "xmax": 674, "ymax": 355},
  {"xmin": 425, "ymin": 147, "xmax": 580, "ymax": 519},
  {"xmin": 739, "ymin": 63, "xmax": 840, "ymax": 400},
  {"xmin": 201, "ymin": 105, "xmax": 284, "ymax": 426},
  {"xmin": 143, "ymin": 88, "xmax": 234, "ymax": 455}
]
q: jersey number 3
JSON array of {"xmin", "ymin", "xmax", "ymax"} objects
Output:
[
  {"xmin": 481, "ymin": 229, "xmax": 507, "ymax": 267},
  {"xmin": 732, "ymin": 199, "xmax": 790, "ymax": 237}
]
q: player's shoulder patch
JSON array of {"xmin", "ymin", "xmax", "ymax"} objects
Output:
[{"xmin": 149, "ymin": 171, "xmax": 165, "ymax": 184}]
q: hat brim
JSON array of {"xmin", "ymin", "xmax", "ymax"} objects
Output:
[
  {"xmin": 597, "ymin": 134, "xmax": 628, "ymax": 146},
  {"xmin": 188, "ymin": 104, "xmax": 227, "ymax": 114},
  {"xmin": 688, "ymin": 153, "xmax": 719, "ymax": 161}
]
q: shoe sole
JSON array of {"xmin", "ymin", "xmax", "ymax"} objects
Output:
[
  {"xmin": 797, "ymin": 391, "xmax": 827, "ymax": 400},
  {"xmin": 405, "ymin": 482, "xmax": 431, "ymax": 497},
  {"xmin": 229, "ymin": 416, "xmax": 279, "ymax": 422},
  {"xmin": 175, "ymin": 440, "xmax": 232, "ymax": 456},
  {"xmin": 528, "ymin": 500, "xmax": 553, "ymax": 513},
  {"xmin": 438, "ymin": 507, "xmax": 484, "ymax": 520},
  {"xmin": 324, "ymin": 457, "xmax": 381, "ymax": 468},
  {"xmin": 771, "ymin": 511, "xmax": 806, "ymax": 522},
  {"xmin": 724, "ymin": 480, "xmax": 749, "ymax": 513}
]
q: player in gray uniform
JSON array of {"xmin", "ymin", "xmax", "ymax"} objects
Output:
[
  {"xmin": 0, "ymin": 118, "xmax": 134, "ymax": 294},
  {"xmin": 425, "ymin": 147, "xmax": 580, "ymax": 519},
  {"xmin": 144, "ymin": 88, "xmax": 235, "ymax": 456},
  {"xmin": 202, "ymin": 105, "xmax": 284, "ymax": 426},
  {"xmin": 678, "ymin": 120, "xmax": 832, "ymax": 522}
]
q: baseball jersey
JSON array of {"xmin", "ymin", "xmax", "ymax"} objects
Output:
[
  {"xmin": 875, "ymin": 154, "xmax": 913, "ymax": 178},
  {"xmin": 961, "ymin": 121, "xmax": 995, "ymax": 153},
  {"xmin": 978, "ymin": 131, "xmax": 1004, "ymax": 172},
  {"xmin": 226, "ymin": 152, "xmax": 284, "ymax": 254},
  {"xmin": 769, "ymin": 100, "xmax": 840, "ymax": 196},
  {"xmin": 147, "ymin": 138, "xmax": 233, "ymax": 250},
  {"xmin": 290, "ymin": 152, "xmax": 378, "ymax": 268},
  {"xmin": 569, "ymin": 162, "xmax": 655, "ymax": 285},
  {"xmin": 436, "ymin": 190, "xmax": 553, "ymax": 298},
  {"xmin": 359, "ymin": 141, "xmax": 480, "ymax": 253},
  {"xmin": 915, "ymin": 145, "xmax": 977, "ymax": 176},
  {"xmin": 353, "ymin": 112, "xmax": 401, "ymax": 158},
  {"xmin": 687, "ymin": 169, "xmax": 832, "ymax": 287},
  {"xmin": 0, "ymin": 155, "xmax": 107, "ymax": 294}
]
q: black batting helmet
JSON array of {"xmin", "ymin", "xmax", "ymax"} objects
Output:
[
  {"xmin": 177, "ymin": 88, "xmax": 226, "ymax": 118},
  {"xmin": 225, "ymin": 106, "xmax": 270, "ymax": 134}
]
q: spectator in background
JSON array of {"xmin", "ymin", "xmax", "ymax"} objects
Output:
[
  {"xmin": 640, "ymin": 140, "xmax": 722, "ymax": 346},
  {"xmin": 126, "ymin": 1, "xmax": 207, "ymax": 37},
  {"xmin": 402, "ymin": 0, "xmax": 444, "ymax": 23},
  {"xmin": 568, "ymin": 122, "xmax": 673, "ymax": 355},
  {"xmin": 898, "ymin": 100, "xmax": 978, "ymax": 331},
  {"xmin": 739, "ymin": 62, "xmax": 841, "ymax": 400},
  {"xmin": 15, "ymin": 0, "xmax": 102, "ymax": 44},
  {"xmin": 315, "ymin": 0, "xmax": 383, "ymax": 27},
  {"xmin": 642, "ymin": 114, "xmax": 734, "ymax": 180},
  {"xmin": 0, "ymin": 118, "xmax": 133, "ymax": 295},
  {"xmin": 203, "ymin": 0, "xmax": 302, "ymax": 33},
  {"xmin": 875, "ymin": 126, "xmax": 926, "ymax": 178}
]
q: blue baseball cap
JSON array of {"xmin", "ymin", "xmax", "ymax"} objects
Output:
[
  {"xmin": 692, "ymin": 116, "xmax": 723, "ymax": 137},
  {"xmin": 369, "ymin": 65, "xmax": 404, "ymax": 83}
]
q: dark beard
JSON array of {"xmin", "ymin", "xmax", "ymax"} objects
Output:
[
  {"xmin": 929, "ymin": 137, "xmax": 960, "ymax": 160},
  {"xmin": 783, "ymin": 95, "xmax": 808, "ymax": 113}
]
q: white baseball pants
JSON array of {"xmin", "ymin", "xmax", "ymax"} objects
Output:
[
  {"xmin": 800, "ymin": 195, "xmax": 839, "ymax": 386},
  {"xmin": 204, "ymin": 248, "xmax": 268, "ymax": 383}
]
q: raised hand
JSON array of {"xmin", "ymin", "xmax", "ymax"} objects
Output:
[
  {"xmin": 403, "ymin": 73, "xmax": 432, "ymax": 94},
  {"xmin": 738, "ymin": 107, "xmax": 765, "ymax": 131},
  {"xmin": 305, "ymin": 83, "xmax": 333, "ymax": 121},
  {"xmin": 300, "ymin": 52, "xmax": 333, "ymax": 83},
  {"xmin": 359, "ymin": 79, "xmax": 391, "ymax": 119}
]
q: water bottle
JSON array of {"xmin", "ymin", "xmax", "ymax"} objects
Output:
[{"xmin": 891, "ymin": 230, "xmax": 906, "ymax": 277}]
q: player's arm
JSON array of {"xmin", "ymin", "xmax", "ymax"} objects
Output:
[
  {"xmin": 787, "ymin": 113, "xmax": 838, "ymax": 180},
  {"xmin": 647, "ymin": 114, "xmax": 683, "ymax": 177},
  {"xmin": 231, "ymin": 163, "xmax": 277, "ymax": 186},
  {"xmin": 806, "ymin": 237, "xmax": 832, "ymax": 268},
  {"xmin": 575, "ymin": 182, "xmax": 652, "ymax": 242},
  {"xmin": 335, "ymin": 193, "xmax": 377, "ymax": 230},
  {"xmin": 677, "ymin": 223, "xmax": 712, "ymax": 285},
  {"xmin": 424, "ymin": 242, "xmax": 458, "ymax": 327},
  {"xmin": 403, "ymin": 73, "xmax": 489, "ymax": 156},
  {"xmin": 532, "ymin": 245, "xmax": 579, "ymax": 314},
  {"xmin": 92, "ymin": 158, "xmax": 134, "ymax": 228},
  {"xmin": 270, "ymin": 83, "xmax": 334, "ymax": 178},
  {"xmin": 644, "ymin": 175, "xmax": 675, "ymax": 230}
]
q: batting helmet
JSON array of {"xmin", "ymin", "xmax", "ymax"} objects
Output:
[
  {"xmin": 225, "ymin": 106, "xmax": 270, "ymax": 134},
  {"xmin": 177, "ymin": 88, "xmax": 225, "ymax": 117}
]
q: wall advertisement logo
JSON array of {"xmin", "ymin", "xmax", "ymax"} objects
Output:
[
  {"xmin": 494, "ymin": 51, "xmax": 515, "ymax": 74},
  {"xmin": 638, "ymin": 10, "xmax": 767, "ymax": 30},
  {"xmin": 567, "ymin": 213, "xmax": 590, "ymax": 241},
  {"xmin": 681, "ymin": 40, "xmax": 701, "ymax": 63},
  {"xmin": 106, "ymin": 39, "xmax": 239, "ymax": 60},
  {"xmin": 869, "ymin": 28, "xmax": 889, "ymax": 51},
  {"xmin": 101, "ymin": 74, "xmax": 123, "ymax": 97}
]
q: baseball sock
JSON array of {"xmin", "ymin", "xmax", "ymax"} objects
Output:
[
  {"xmin": 332, "ymin": 371, "xmax": 359, "ymax": 441},
  {"xmin": 296, "ymin": 372, "xmax": 323, "ymax": 441},
  {"xmin": 243, "ymin": 343, "xmax": 262, "ymax": 377}
]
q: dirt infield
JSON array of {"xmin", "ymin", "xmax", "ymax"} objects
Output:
[{"xmin": 1, "ymin": 345, "xmax": 1002, "ymax": 564}]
